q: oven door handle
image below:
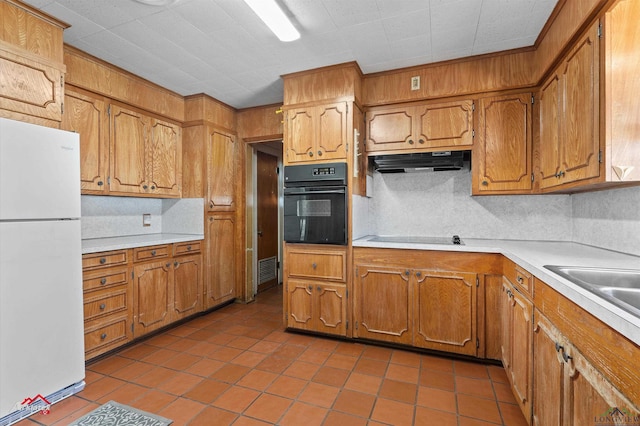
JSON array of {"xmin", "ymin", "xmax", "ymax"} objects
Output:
[{"xmin": 284, "ymin": 188, "xmax": 346, "ymax": 195}]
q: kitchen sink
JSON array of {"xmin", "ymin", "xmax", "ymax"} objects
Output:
[{"xmin": 544, "ymin": 265, "xmax": 640, "ymax": 317}]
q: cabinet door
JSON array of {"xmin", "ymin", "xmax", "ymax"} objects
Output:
[
  {"xmin": 207, "ymin": 129, "xmax": 237, "ymax": 211},
  {"xmin": 150, "ymin": 118, "xmax": 181, "ymax": 197},
  {"xmin": 413, "ymin": 270, "xmax": 477, "ymax": 356},
  {"xmin": 538, "ymin": 74, "xmax": 562, "ymax": 189},
  {"xmin": 366, "ymin": 106, "xmax": 414, "ymax": 152},
  {"xmin": 110, "ymin": 105, "xmax": 149, "ymax": 194},
  {"xmin": 285, "ymin": 107, "xmax": 315, "ymax": 163},
  {"xmin": 287, "ymin": 279, "xmax": 315, "ymax": 331},
  {"xmin": 510, "ymin": 285, "xmax": 533, "ymax": 420},
  {"xmin": 62, "ymin": 88, "xmax": 109, "ymax": 194},
  {"xmin": 205, "ymin": 214, "xmax": 236, "ymax": 308},
  {"xmin": 533, "ymin": 312, "xmax": 565, "ymax": 426},
  {"xmin": 133, "ymin": 259, "xmax": 171, "ymax": 337},
  {"xmin": 474, "ymin": 93, "xmax": 532, "ymax": 194},
  {"xmin": 354, "ymin": 265, "xmax": 412, "ymax": 345},
  {"xmin": 416, "ymin": 100, "xmax": 474, "ymax": 149},
  {"xmin": 315, "ymin": 282, "xmax": 347, "ymax": 336},
  {"xmin": 316, "ymin": 102, "xmax": 347, "ymax": 161},
  {"xmin": 560, "ymin": 22, "xmax": 600, "ymax": 184},
  {"xmin": 172, "ymin": 254, "xmax": 202, "ymax": 321}
]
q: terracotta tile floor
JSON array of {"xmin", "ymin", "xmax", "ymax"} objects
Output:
[{"xmin": 17, "ymin": 286, "xmax": 527, "ymax": 426}]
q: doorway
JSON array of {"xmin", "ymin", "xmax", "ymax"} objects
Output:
[{"xmin": 247, "ymin": 141, "xmax": 283, "ymax": 297}]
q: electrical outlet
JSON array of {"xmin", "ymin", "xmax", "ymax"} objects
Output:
[
  {"xmin": 142, "ymin": 213, "xmax": 151, "ymax": 227},
  {"xmin": 411, "ymin": 76, "xmax": 420, "ymax": 91}
]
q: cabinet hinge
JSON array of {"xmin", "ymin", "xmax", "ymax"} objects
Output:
[
  {"xmin": 346, "ymin": 289, "xmax": 348, "ymax": 298},
  {"xmin": 108, "ymin": 176, "xmax": 111, "ymax": 185},
  {"xmin": 472, "ymin": 129, "xmax": 475, "ymax": 138},
  {"xmin": 476, "ymin": 277, "xmax": 479, "ymax": 287},
  {"xmin": 131, "ymin": 323, "xmax": 134, "ymax": 333},
  {"xmin": 276, "ymin": 167, "xmax": 280, "ymax": 175},
  {"xmin": 597, "ymin": 23, "xmax": 602, "ymax": 38},
  {"xmin": 131, "ymin": 270, "xmax": 134, "ymax": 279},
  {"xmin": 355, "ymin": 321, "xmax": 358, "ymax": 330},
  {"xmin": 476, "ymin": 338, "xmax": 480, "ymax": 348},
  {"xmin": 107, "ymin": 105, "xmax": 111, "ymax": 116},
  {"xmin": 346, "ymin": 320, "xmax": 349, "ymax": 330},
  {"xmin": 531, "ymin": 95, "xmax": 535, "ymax": 105},
  {"xmin": 599, "ymin": 150, "xmax": 603, "ymax": 163},
  {"xmin": 472, "ymin": 102, "xmax": 475, "ymax": 111},
  {"xmin": 346, "ymin": 103, "xmax": 349, "ymax": 114},
  {"xmin": 276, "ymin": 261, "xmax": 280, "ymax": 269},
  {"xmin": 61, "ymin": 102, "xmax": 64, "ymax": 114},
  {"xmin": 531, "ymin": 173, "xmax": 535, "ymax": 182},
  {"xmin": 60, "ymin": 75, "xmax": 64, "ymax": 88}
]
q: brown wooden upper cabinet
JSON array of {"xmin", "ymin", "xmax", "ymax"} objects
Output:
[
  {"xmin": 473, "ymin": 92, "xmax": 533, "ymax": 195},
  {"xmin": 207, "ymin": 129, "xmax": 237, "ymax": 211},
  {"xmin": 538, "ymin": 21, "xmax": 600, "ymax": 191},
  {"xmin": 366, "ymin": 99, "xmax": 474, "ymax": 154},
  {"xmin": 284, "ymin": 102, "xmax": 348, "ymax": 164}
]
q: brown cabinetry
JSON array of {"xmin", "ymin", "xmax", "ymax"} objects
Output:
[
  {"xmin": 284, "ymin": 244, "xmax": 348, "ymax": 337},
  {"xmin": 366, "ymin": 99, "xmax": 474, "ymax": 154},
  {"xmin": 132, "ymin": 242, "xmax": 203, "ymax": 337},
  {"xmin": 533, "ymin": 311, "xmax": 639, "ymax": 425},
  {"xmin": 0, "ymin": 1, "xmax": 67, "ymax": 126},
  {"xmin": 473, "ymin": 92, "xmax": 533, "ymax": 194},
  {"xmin": 539, "ymin": 22, "xmax": 600, "ymax": 191},
  {"xmin": 207, "ymin": 129, "xmax": 237, "ymax": 211},
  {"xmin": 284, "ymin": 102, "xmax": 348, "ymax": 164},
  {"xmin": 81, "ymin": 250, "xmax": 132, "ymax": 360},
  {"xmin": 110, "ymin": 104, "xmax": 182, "ymax": 197},
  {"xmin": 501, "ymin": 275, "xmax": 533, "ymax": 422},
  {"xmin": 205, "ymin": 213, "xmax": 237, "ymax": 309}
]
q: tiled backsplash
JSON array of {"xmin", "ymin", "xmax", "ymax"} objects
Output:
[
  {"xmin": 362, "ymin": 170, "xmax": 640, "ymax": 257},
  {"xmin": 81, "ymin": 196, "xmax": 203, "ymax": 239}
]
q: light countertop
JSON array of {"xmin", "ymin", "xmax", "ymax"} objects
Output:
[
  {"xmin": 353, "ymin": 236, "xmax": 640, "ymax": 346},
  {"xmin": 82, "ymin": 233, "xmax": 204, "ymax": 254}
]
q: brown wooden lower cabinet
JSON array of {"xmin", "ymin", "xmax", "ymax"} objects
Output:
[
  {"xmin": 82, "ymin": 240, "xmax": 203, "ymax": 360},
  {"xmin": 533, "ymin": 311, "xmax": 639, "ymax": 425},
  {"xmin": 286, "ymin": 279, "xmax": 347, "ymax": 336},
  {"xmin": 205, "ymin": 213, "xmax": 236, "ymax": 309}
]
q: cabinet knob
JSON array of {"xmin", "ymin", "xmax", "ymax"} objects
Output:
[
  {"xmin": 99, "ymin": 257, "xmax": 106, "ymax": 264},
  {"xmin": 308, "ymin": 285, "xmax": 313, "ymax": 291},
  {"xmin": 166, "ymin": 262, "xmax": 171, "ymax": 268},
  {"xmin": 100, "ymin": 278, "xmax": 107, "ymax": 285},
  {"xmin": 100, "ymin": 333, "xmax": 107, "ymax": 340},
  {"xmin": 97, "ymin": 181, "xmax": 104, "ymax": 186},
  {"xmin": 317, "ymin": 150, "xmax": 323, "ymax": 156},
  {"xmin": 151, "ymin": 185, "xmax": 156, "ymax": 190},
  {"xmin": 416, "ymin": 271, "xmax": 422, "ymax": 277},
  {"xmin": 99, "ymin": 303, "xmax": 106, "ymax": 310},
  {"xmin": 405, "ymin": 270, "xmax": 410, "ymax": 276},
  {"xmin": 143, "ymin": 185, "xmax": 148, "ymax": 190},
  {"xmin": 408, "ymin": 139, "xmax": 414, "ymax": 145},
  {"xmin": 482, "ymin": 180, "xmax": 489, "ymax": 186},
  {"xmin": 418, "ymin": 139, "xmax": 425, "ymax": 144},
  {"xmin": 555, "ymin": 342, "xmax": 563, "ymax": 353},
  {"xmin": 174, "ymin": 261, "xmax": 179, "ymax": 267},
  {"xmin": 317, "ymin": 286, "xmax": 321, "ymax": 292},
  {"xmin": 562, "ymin": 351, "xmax": 572, "ymax": 363},
  {"xmin": 308, "ymin": 151, "xmax": 314, "ymax": 157}
]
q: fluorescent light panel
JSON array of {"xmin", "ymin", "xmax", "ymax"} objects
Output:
[{"xmin": 243, "ymin": 0, "xmax": 300, "ymax": 42}]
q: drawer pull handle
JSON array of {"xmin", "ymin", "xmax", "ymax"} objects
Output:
[
  {"xmin": 209, "ymin": 201, "xmax": 214, "ymax": 209},
  {"xmin": 517, "ymin": 276, "xmax": 523, "ymax": 283},
  {"xmin": 99, "ymin": 258, "xmax": 106, "ymax": 264},
  {"xmin": 187, "ymin": 245, "xmax": 192, "ymax": 251},
  {"xmin": 100, "ymin": 333, "xmax": 107, "ymax": 340},
  {"xmin": 99, "ymin": 303, "xmax": 106, "ymax": 310},
  {"xmin": 100, "ymin": 278, "xmax": 107, "ymax": 285},
  {"xmin": 151, "ymin": 250, "xmax": 157, "ymax": 256},
  {"xmin": 312, "ymin": 263, "xmax": 317, "ymax": 269}
]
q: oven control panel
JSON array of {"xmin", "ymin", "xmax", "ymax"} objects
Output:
[{"xmin": 313, "ymin": 166, "xmax": 336, "ymax": 176}]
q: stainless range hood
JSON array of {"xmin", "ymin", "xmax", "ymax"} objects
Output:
[{"xmin": 372, "ymin": 151, "xmax": 469, "ymax": 173}]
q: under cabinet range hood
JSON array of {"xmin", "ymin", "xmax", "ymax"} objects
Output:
[{"xmin": 373, "ymin": 151, "xmax": 468, "ymax": 173}]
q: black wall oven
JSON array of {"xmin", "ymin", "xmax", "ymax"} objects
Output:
[{"xmin": 284, "ymin": 163, "xmax": 347, "ymax": 245}]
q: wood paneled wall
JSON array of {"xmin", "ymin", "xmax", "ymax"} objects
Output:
[
  {"xmin": 64, "ymin": 45, "xmax": 185, "ymax": 122},
  {"xmin": 237, "ymin": 103, "xmax": 283, "ymax": 142},
  {"xmin": 283, "ymin": 62, "xmax": 363, "ymax": 106}
]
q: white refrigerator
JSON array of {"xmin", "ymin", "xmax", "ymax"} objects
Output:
[{"xmin": 0, "ymin": 118, "xmax": 85, "ymax": 425}]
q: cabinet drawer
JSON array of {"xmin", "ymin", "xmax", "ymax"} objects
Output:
[
  {"xmin": 174, "ymin": 241, "xmax": 202, "ymax": 256},
  {"xmin": 504, "ymin": 258, "xmax": 533, "ymax": 298},
  {"xmin": 83, "ymin": 267, "xmax": 129, "ymax": 292},
  {"xmin": 84, "ymin": 287, "xmax": 128, "ymax": 322},
  {"xmin": 82, "ymin": 250, "xmax": 128, "ymax": 270},
  {"xmin": 133, "ymin": 245, "xmax": 170, "ymax": 262},
  {"xmin": 287, "ymin": 247, "xmax": 347, "ymax": 282},
  {"xmin": 84, "ymin": 317, "xmax": 129, "ymax": 354}
]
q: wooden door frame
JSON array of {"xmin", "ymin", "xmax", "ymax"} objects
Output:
[{"xmin": 246, "ymin": 140, "xmax": 283, "ymax": 299}]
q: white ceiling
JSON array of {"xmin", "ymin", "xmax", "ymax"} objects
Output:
[{"xmin": 22, "ymin": 0, "xmax": 558, "ymax": 109}]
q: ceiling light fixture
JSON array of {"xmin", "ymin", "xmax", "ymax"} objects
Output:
[{"xmin": 243, "ymin": 0, "xmax": 300, "ymax": 42}]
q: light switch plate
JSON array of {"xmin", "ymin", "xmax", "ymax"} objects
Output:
[
  {"xmin": 411, "ymin": 76, "xmax": 420, "ymax": 91},
  {"xmin": 143, "ymin": 213, "xmax": 151, "ymax": 227}
]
